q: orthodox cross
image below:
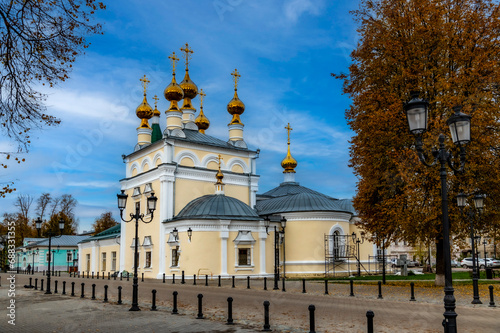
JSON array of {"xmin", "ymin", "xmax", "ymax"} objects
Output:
[
  {"xmin": 168, "ymin": 52, "xmax": 179, "ymax": 75},
  {"xmin": 199, "ymin": 89, "xmax": 206, "ymax": 107},
  {"xmin": 285, "ymin": 123, "xmax": 293, "ymax": 144},
  {"xmin": 180, "ymin": 43, "xmax": 194, "ymax": 69},
  {"xmin": 140, "ymin": 75, "xmax": 150, "ymax": 95},
  {"xmin": 153, "ymin": 95, "xmax": 159, "ymax": 109},
  {"xmin": 231, "ymin": 68, "xmax": 241, "ymax": 90}
]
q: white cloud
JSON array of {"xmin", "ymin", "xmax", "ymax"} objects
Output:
[
  {"xmin": 67, "ymin": 181, "xmax": 119, "ymax": 188},
  {"xmin": 283, "ymin": 0, "xmax": 321, "ymax": 23}
]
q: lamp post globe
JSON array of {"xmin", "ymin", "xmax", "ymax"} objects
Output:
[
  {"xmin": 403, "ymin": 91, "xmax": 429, "ymax": 135},
  {"xmin": 446, "ymin": 106, "xmax": 471, "ymax": 145}
]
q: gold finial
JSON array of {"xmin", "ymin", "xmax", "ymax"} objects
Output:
[
  {"xmin": 230, "ymin": 68, "xmax": 241, "ymax": 91},
  {"xmin": 216, "ymin": 154, "xmax": 224, "ymax": 184},
  {"xmin": 199, "ymin": 89, "xmax": 206, "ymax": 108},
  {"xmin": 168, "ymin": 52, "xmax": 179, "ymax": 75},
  {"xmin": 140, "ymin": 75, "xmax": 150, "ymax": 95},
  {"xmin": 281, "ymin": 122, "xmax": 297, "ymax": 173},
  {"xmin": 180, "ymin": 43, "xmax": 194, "ymax": 70},
  {"xmin": 285, "ymin": 123, "xmax": 293, "ymax": 144}
]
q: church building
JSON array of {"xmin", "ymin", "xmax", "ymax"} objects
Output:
[{"xmin": 79, "ymin": 44, "xmax": 376, "ymax": 279}]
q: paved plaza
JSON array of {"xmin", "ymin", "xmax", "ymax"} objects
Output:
[{"xmin": 0, "ymin": 273, "xmax": 499, "ymax": 332}]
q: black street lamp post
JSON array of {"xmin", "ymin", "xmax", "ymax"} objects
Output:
[
  {"xmin": 457, "ymin": 193, "xmax": 484, "ymax": 304},
  {"xmin": 483, "ymin": 240, "xmax": 488, "ymax": 269},
  {"xmin": 352, "ymin": 231, "xmax": 365, "ymax": 277},
  {"xmin": 117, "ymin": 190, "xmax": 157, "ymax": 311},
  {"xmin": 36, "ymin": 217, "xmax": 65, "ymax": 294},
  {"xmin": 404, "ymin": 92, "xmax": 471, "ymax": 333},
  {"xmin": 31, "ymin": 248, "xmax": 38, "ymax": 274},
  {"xmin": 263, "ymin": 216, "xmax": 286, "ymax": 290}
]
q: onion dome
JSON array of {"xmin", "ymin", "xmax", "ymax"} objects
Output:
[
  {"xmin": 281, "ymin": 144, "xmax": 297, "ymax": 173},
  {"xmin": 179, "ymin": 43, "xmax": 198, "ymax": 109},
  {"xmin": 165, "ymin": 52, "xmax": 184, "ymax": 112},
  {"xmin": 195, "ymin": 89, "xmax": 210, "ymax": 133},
  {"xmin": 281, "ymin": 123, "xmax": 297, "ymax": 173},
  {"xmin": 136, "ymin": 75, "xmax": 153, "ymax": 129},
  {"xmin": 227, "ymin": 69, "xmax": 245, "ymax": 125},
  {"xmin": 152, "ymin": 96, "xmax": 161, "ymax": 118}
]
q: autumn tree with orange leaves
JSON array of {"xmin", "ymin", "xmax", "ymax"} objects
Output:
[{"xmin": 335, "ymin": 0, "xmax": 500, "ymax": 285}]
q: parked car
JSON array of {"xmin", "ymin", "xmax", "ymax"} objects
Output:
[
  {"xmin": 460, "ymin": 257, "xmax": 485, "ymax": 269},
  {"xmin": 484, "ymin": 258, "xmax": 500, "ymax": 268},
  {"xmin": 450, "ymin": 260, "xmax": 459, "ymax": 268},
  {"xmin": 390, "ymin": 258, "xmax": 417, "ymax": 268}
]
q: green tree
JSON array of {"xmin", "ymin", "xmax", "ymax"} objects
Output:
[
  {"xmin": 92, "ymin": 211, "xmax": 118, "ymax": 235},
  {"xmin": 335, "ymin": 0, "xmax": 500, "ymax": 285},
  {"xmin": 0, "ymin": 0, "xmax": 105, "ymax": 196}
]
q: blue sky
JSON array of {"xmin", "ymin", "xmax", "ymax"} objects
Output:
[{"xmin": 1, "ymin": 0, "xmax": 360, "ymax": 232}]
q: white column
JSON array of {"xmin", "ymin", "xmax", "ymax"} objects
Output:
[
  {"xmin": 259, "ymin": 222, "xmax": 267, "ymax": 275},
  {"xmin": 91, "ymin": 241, "xmax": 97, "ymax": 273},
  {"xmin": 119, "ymin": 221, "xmax": 126, "ymax": 273},
  {"xmin": 157, "ymin": 176, "xmax": 168, "ymax": 279}
]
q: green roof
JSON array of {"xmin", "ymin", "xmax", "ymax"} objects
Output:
[{"xmin": 79, "ymin": 224, "xmax": 121, "ymax": 243}]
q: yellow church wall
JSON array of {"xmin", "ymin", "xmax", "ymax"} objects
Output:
[
  {"xmin": 179, "ymin": 157, "xmax": 195, "ymax": 167},
  {"xmin": 174, "ymin": 179, "xmax": 250, "ymax": 214},
  {"xmin": 176, "ymin": 231, "xmax": 221, "ymax": 276},
  {"xmin": 207, "ymin": 161, "xmax": 218, "ymax": 170},
  {"xmin": 79, "ymin": 246, "xmax": 92, "ymax": 272},
  {"xmin": 231, "ymin": 164, "xmax": 244, "ymax": 173},
  {"xmin": 173, "ymin": 146, "xmax": 250, "ymax": 170}
]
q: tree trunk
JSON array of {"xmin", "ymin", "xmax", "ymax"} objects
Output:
[{"xmin": 435, "ymin": 238, "xmax": 445, "ymax": 286}]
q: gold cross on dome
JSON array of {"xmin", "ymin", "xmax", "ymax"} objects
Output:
[
  {"xmin": 153, "ymin": 95, "xmax": 159, "ymax": 108},
  {"xmin": 199, "ymin": 89, "xmax": 206, "ymax": 107},
  {"xmin": 218, "ymin": 154, "xmax": 223, "ymax": 169},
  {"xmin": 230, "ymin": 68, "xmax": 241, "ymax": 90},
  {"xmin": 285, "ymin": 123, "xmax": 293, "ymax": 143},
  {"xmin": 168, "ymin": 52, "xmax": 179, "ymax": 74},
  {"xmin": 180, "ymin": 43, "xmax": 194, "ymax": 69},
  {"xmin": 139, "ymin": 75, "xmax": 150, "ymax": 95}
]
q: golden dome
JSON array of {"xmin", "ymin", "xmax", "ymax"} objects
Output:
[
  {"xmin": 227, "ymin": 90, "xmax": 245, "ymax": 116},
  {"xmin": 136, "ymin": 94, "xmax": 153, "ymax": 129},
  {"xmin": 196, "ymin": 108, "xmax": 210, "ymax": 133},
  {"xmin": 152, "ymin": 95, "xmax": 161, "ymax": 117},
  {"xmin": 281, "ymin": 145, "xmax": 297, "ymax": 173},
  {"xmin": 165, "ymin": 75, "xmax": 184, "ymax": 101},
  {"xmin": 180, "ymin": 71, "xmax": 198, "ymax": 100}
]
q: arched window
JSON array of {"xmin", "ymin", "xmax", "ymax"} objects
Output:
[{"xmin": 332, "ymin": 231, "xmax": 341, "ymax": 260}]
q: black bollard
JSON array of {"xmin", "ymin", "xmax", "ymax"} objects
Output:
[
  {"xmin": 91, "ymin": 283, "xmax": 96, "ymax": 300},
  {"xmin": 282, "ymin": 276, "xmax": 286, "ymax": 292},
  {"xmin": 366, "ymin": 310, "xmax": 375, "ymax": 333},
  {"xmin": 350, "ymin": 279, "xmax": 355, "ymax": 297},
  {"xmin": 264, "ymin": 277, "xmax": 267, "ymax": 290},
  {"xmin": 71, "ymin": 282, "xmax": 75, "ymax": 296},
  {"xmin": 489, "ymin": 285, "xmax": 496, "ymax": 307},
  {"xmin": 120, "ymin": 272, "xmax": 123, "ymax": 281},
  {"xmin": 70, "ymin": 272, "xmax": 72, "ymax": 278},
  {"xmin": 59, "ymin": 271, "xmax": 61, "ymax": 277},
  {"xmin": 81, "ymin": 283, "xmax": 85, "ymax": 298},
  {"xmin": 308, "ymin": 304, "xmax": 316, "ymax": 333},
  {"xmin": 324, "ymin": 279, "xmax": 328, "ymax": 295},
  {"xmin": 108, "ymin": 272, "xmax": 110, "ymax": 280},
  {"xmin": 114, "ymin": 273, "xmax": 116, "ymax": 281},
  {"xmin": 163, "ymin": 273, "xmax": 165, "ymax": 283},
  {"xmin": 227, "ymin": 297, "xmax": 234, "ymax": 325},
  {"xmin": 193, "ymin": 274, "xmax": 197, "ymax": 285},
  {"xmin": 218, "ymin": 275, "xmax": 221, "ymax": 287},
  {"xmin": 104, "ymin": 285, "xmax": 108, "ymax": 302},
  {"xmin": 206, "ymin": 275, "xmax": 208, "ymax": 286},
  {"xmin": 29, "ymin": 277, "xmax": 32, "ymax": 288},
  {"xmin": 54, "ymin": 280, "xmax": 58, "ymax": 293},
  {"xmin": 232, "ymin": 276, "xmax": 235, "ymax": 288},
  {"xmin": 172, "ymin": 291, "xmax": 178, "ymax": 314},
  {"xmin": 410, "ymin": 282, "xmax": 416, "ymax": 301},
  {"xmin": 87, "ymin": 271, "xmax": 89, "ymax": 279},
  {"xmin": 378, "ymin": 281, "xmax": 383, "ymax": 299},
  {"xmin": 62, "ymin": 281, "xmax": 66, "ymax": 295},
  {"xmin": 97, "ymin": 271, "xmax": 99, "ymax": 279},
  {"xmin": 197, "ymin": 294, "xmax": 204, "ymax": 319},
  {"xmin": 247, "ymin": 276, "xmax": 251, "ymax": 289},
  {"xmin": 41, "ymin": 279, "xmax": 44, "ymax": 291},
  {"xmin": 118, "ymin": 286, "xmax": 122, "ymax": 304},
  {"xmin": 151, "ymin": 289, "xmax": 157, "ymax": 311},
  {"xmin": 127, "ymin": 273, "xmax": 129, "ymax": 282},
  {"xmin": 263, "ymin": 300, "xmax": 271, "ymax": 331},
  {"xmin": 302, "ymin": 279, "xmax": 306, "ymax": 293},
  {"xmin": 92, "ymin": 272, "xmax": 94, "ymax": 279},
  {"xmin": 34, "ymin": 278, "xmax": 38, "ymax": 290},
  {"xmin": 181, "ymin": 271, "xmax": 185, "ymax": 284},
  {"xmin": 173, "ymin": 274, "xmax": 175, "ymax": 284},
  {"xmin": 142, "ymin": 273, "xmax": 144, "ymax": 282}
]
